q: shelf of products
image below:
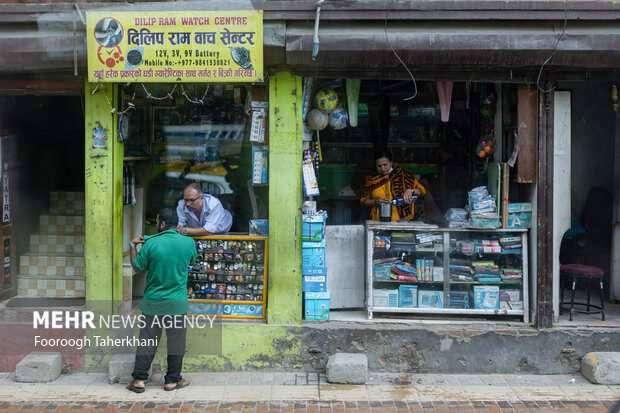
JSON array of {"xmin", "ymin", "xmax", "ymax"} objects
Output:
[
  {"xmin": 366, "ymin": 222, "xmax": 529, "ymax": 322},
  {"xmin": 187, "ymin": 235, "xmax": 268, "ymax": 319}
]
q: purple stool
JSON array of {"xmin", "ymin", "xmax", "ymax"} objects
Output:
[{"xmin": 560, "ymin": 264, "xmax": 605, "ymax": 321}]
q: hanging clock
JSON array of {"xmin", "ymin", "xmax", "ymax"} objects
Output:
[{"xmin": 118, "ymin": 113, "xmax": 129, "ymax": 142}]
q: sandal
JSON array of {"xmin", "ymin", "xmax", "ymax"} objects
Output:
[
  {"xmin": 126, "ymin": 380, "xmax": 145, "ymax": 393},
  {"xmin": 164, "ymin": 378, "xmax": 190, "ymax": 391}
]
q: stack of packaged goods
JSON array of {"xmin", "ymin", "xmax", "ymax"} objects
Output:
[
  {"xmin": 467, "ymin": 186, "xmax": 500, "ymax": 229},
  {"xmin": 471, "ymin": 260, "xmax": 502, "ymax": 282},
  {"xmin": 473, "ymin": 239, "xmax": 501, "ymax": 253},
  {"xmin": 372, "ymin": 235, "xmax": 400, "ymax": 308},
  {"xmin": 507, "ymin": 203, "xmax": 532, "ymax": 229},
  {"xmin": 501, "ymin": 268, "xmax": 523, "ymax": 281},
  {"xmin": 499, "ymin": 235, "xmax": 523, "ymax": 254},
  {"xmin": 302, "ymin": 211, "xmax": 329, "ymax": 320},
  {"xmin": 445, "ymin": 208, "xmax": 469, "ymax": 228},
  {"xmin": 449, "ymin": 291, "xmax": 470, "ymax": 309},
  {"xmin": 500, "ymin": 289, "xmax": 523, "ymax": 310},
  {"xmin": 450, "ymin": 260, "xmax": 474, "ymax": 282}
]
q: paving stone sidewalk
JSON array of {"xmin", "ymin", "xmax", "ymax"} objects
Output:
[{"xmin": 0, "ymin": 372, "xmax": 617, "ymax": 412}]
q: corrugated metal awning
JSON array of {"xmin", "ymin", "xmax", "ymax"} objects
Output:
[
  {"xmin": 0, "ymin": 1, "xmax": 619, "ymax": 77},
  {"xmin": 285, "ymin": 21, "xmax": 620, "ymax": 72}
]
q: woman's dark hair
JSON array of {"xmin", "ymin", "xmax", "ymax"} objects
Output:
[
  {"xmin": 158, "ymin": 208, "xmax": 179, "ymax": 228},
  {"xmin": 375, "ymin": 149, "xmax": 393, "ymax": 162}
]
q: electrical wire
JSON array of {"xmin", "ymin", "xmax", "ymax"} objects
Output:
[
  {"xmin": 536, "ymin": 0, "xmax": 569, "ymax": 93},
  {"xmin": 384, "ymin": 0, "xmax": 417, "ymax": 101}
]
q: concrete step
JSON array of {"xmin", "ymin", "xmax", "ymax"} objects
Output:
[
  {"xmin": 17, "ymin": 275, "xmax": 85, "ymax": 298},
  {"xmin": 19, "ymin": 253, "xmax": 85, "ymax": 276},
  {"xmin": 39, "ymin": 215, "xmax": 84, "ymax": 234},
  {"xmin": 29, "ymin": 233, "xmax": 84, "ymax": 254},
  {"xmin": 49, "ymin": 191, "xmax": 85, "ymax": 216}
]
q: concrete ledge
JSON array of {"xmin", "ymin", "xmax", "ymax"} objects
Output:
[
  {"xmin": 108, "ymin": 353, "xmax": 153, "ymax": 384},
  {"xmin": 15, "ymin": 352, "xmax": 62, "ymax": 383},
  {"xmin": 582, "ymin": 352, "xmax": 620, "ymax": 384},
  {"xmin": 326, "ymin": 353, "xmax": 367, "ymax": 384}
]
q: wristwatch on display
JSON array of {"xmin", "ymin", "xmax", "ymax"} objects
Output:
[
  {"xmin": 129, "ymin": 242, "xmax": 136, "ymax": 248},
  {"xmin": 183, "ymin": 228, "xmax": 188, "ymax": 235}
]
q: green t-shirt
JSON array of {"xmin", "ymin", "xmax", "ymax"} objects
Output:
[{"xmin": 133, "ymin": 229, "xmax": 197, "ymax": 315}]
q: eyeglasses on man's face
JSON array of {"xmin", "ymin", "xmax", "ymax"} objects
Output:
[{"xmin": 184, "ymin": 196, "xmax": 202, "ymax": 204}]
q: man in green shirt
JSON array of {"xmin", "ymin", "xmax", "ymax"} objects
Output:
[{"xmin": 126, "ymin": 208, "xmax": 197, "ymax": 393}]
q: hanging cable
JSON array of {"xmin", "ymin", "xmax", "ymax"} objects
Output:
[
  {"xmin": 536, "ymin": 0, "xmax": 569, "ymax": 93},
  {"xmin": 180, "ymin": 84, "xmax": 210, "ymax": 105},
  {"xmin": 384, "ymin": 0, "xmax": 417, "ymax": 101}
]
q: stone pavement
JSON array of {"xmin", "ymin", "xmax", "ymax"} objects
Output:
[{"xmin": 0, "ymin": 372, "xmax": 618, "ymax": 412}]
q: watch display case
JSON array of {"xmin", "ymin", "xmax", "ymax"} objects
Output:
[{"xmin": 187, "ymin": 235, "xmax": 267, "ymax": 319}]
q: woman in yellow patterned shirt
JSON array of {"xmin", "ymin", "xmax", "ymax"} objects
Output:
[{"xmin": 360, "ymin": 150, "xmax": 426, "ymax": 221}]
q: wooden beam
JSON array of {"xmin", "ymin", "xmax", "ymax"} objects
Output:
[
  {"xmin": 0, "ymin": 80, "xmax": 84, "ymax": 90},
  {"xmin": 516, "ymin": 85, "xmax": 538, "ymax": 183},
  {"xmin": 536, "ymin": 85, "xmax": 554, "ymax": 329}
]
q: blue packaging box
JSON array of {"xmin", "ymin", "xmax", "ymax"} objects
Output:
[
  {"xmin": 373, "ymin": 263, "xmax": 392, "ymax": 280},
  {"xmin": 373, "ymin": 289, "xmax": 399, "ymax": 308},
  {"xmin": 303, "ymin": 275, "xmax": 327, "ymax": 292},
  {"xmin": 252, "ymin": 146, "xmax": 268, "ymax": 185},
  {"xmin": 302, "ymin": 240, "xmax": 326, "ymax": 248},
  {"xmin": 507, "ymin": 203, "xmax": 532, "ymax": 213},
  {"xmin": 304, "ymin": 291, "xmax": 330, "ymax": 320},
  {"xmin": 418, "ymin": 290, "xmax": 443, "ymax": 308},
  {"xmin": 507, "ymin": 212, "xmax": 532, "ymax": 229},
  {"xmin": 302, "ymin": 212, "xmax": 327, "ymax": 242},
  {"xmin": 249, "ymin": 219, "xmax": 268, "ymax": 236},
  {"xmin": 302, "ymin": 247, "xmax": 326, "ymax": 267},
  {"xmin": 398, "ymin": 285, "xmax": 418, "ymax": 308},
  {"xmin": 474, "ymin": 285, "xmax": 500, "ymax": 309},
  {"xmin": 302, "ymin": 266, "xmax": 327, "ymax": 276}
]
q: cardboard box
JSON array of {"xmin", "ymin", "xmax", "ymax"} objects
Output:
[
  {"xmin": 302, "ymin": 266, "xmax": 327, "ymax": 276},
  {"xmin": 302, "ymin": 212, "xmax": 327, "ymax": 242},
  {"xmin": 499, "ymin": 289, "xmax": 521, "ymax": 302},
  {"xmin": 303, "ymin": 275, "xmax": 327, "ymax": 292},
  {"xmin": 507, "ymin": 212, "xmax": 532, "ymax": 229},
  {"xmin": 474, "ymin": 286, "xmax": 500, "ymax": 309},
  {"xmin": 468, "ymin": 186, "xmax": 488, "ymax": 203},
  {"xmin": 373, "ymin": 263, "xmax": 392, "ymax": 280},
  {"xmin": 302, "ymin": 240, "xmax": 326, "ymax": 248},
  {"xmin": 304, "ymin": 291, "xmax": 330, "ymax": 320},
  {"xmin": 418, "ymin": 290, "xmax": 443, "ymax": 308},
  {"xmin": 373, "ymin": 289, "xmax": 399, "ymax": 308},
  {"xmin": 251, "ymin": 146, "xmax": 269, "ymax": 185},
  {"xmin": 507, "ymin": 203, "xmax": 532, "ymax": 213},
  {"xmin": 249, "ymin": 219, "xmax": 268, "ymax": 236},
  {"xmin": 433, "ymin": 267, "xmax": 444, "ymax": 282},
  {"xmin": 302, "ymin": 247, "xmax": 326, "ymax": 267},
  {"xmin": 398, "ymin": 285, "xmax": 418, "ymax": 308}
]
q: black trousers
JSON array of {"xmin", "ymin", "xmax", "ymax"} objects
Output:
[{"xmin": 132, "ymin": 314, "xmax": 187, "ymax": 384}]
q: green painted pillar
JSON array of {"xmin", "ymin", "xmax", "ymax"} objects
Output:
[
  {"xmin": 84, "ymin": 81, "xmax": 123, "ymax": 306},
  {"xmin": 268, "ymin": 72, "xmax": 303, "ymax": 325}
]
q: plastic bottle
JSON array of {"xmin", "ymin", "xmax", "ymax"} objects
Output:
[{"xmin": 391, "ymin": 195, "xmax": 418, "ymax": 206}]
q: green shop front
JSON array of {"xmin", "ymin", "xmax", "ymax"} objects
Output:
[{"xmin": 84, "ymin": 10, "xmax": 306, "ymax": 370}]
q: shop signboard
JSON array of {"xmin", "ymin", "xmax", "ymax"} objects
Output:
[
  {"xmin": 2, "ymin": 174, "xmax": 9, "ymax": 223},
  {"xmin": 86, "ymin": 11, "xmax": 263, "ymax": 83}
]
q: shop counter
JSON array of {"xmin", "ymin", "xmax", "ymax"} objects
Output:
[
  {"xmin": 187, "ymin": 235, "xmax": 267, "ymax": 319},
  {"xmin": 366, "ymin": 221, "xmax": 529, "ymax": 322}
]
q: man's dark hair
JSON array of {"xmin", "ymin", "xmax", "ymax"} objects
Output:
[
  {"xmin": 186, "ymin": 182, "xmax": 203, "ymax": 194},
  {"xmin": 158, "ymin": 208, "xmax": 179, "ymax": 228}
]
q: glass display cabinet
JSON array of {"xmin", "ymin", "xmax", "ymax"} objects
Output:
[{"xmin": 366, "ymin": 222, "xmax": 529, "ymax": 322}]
